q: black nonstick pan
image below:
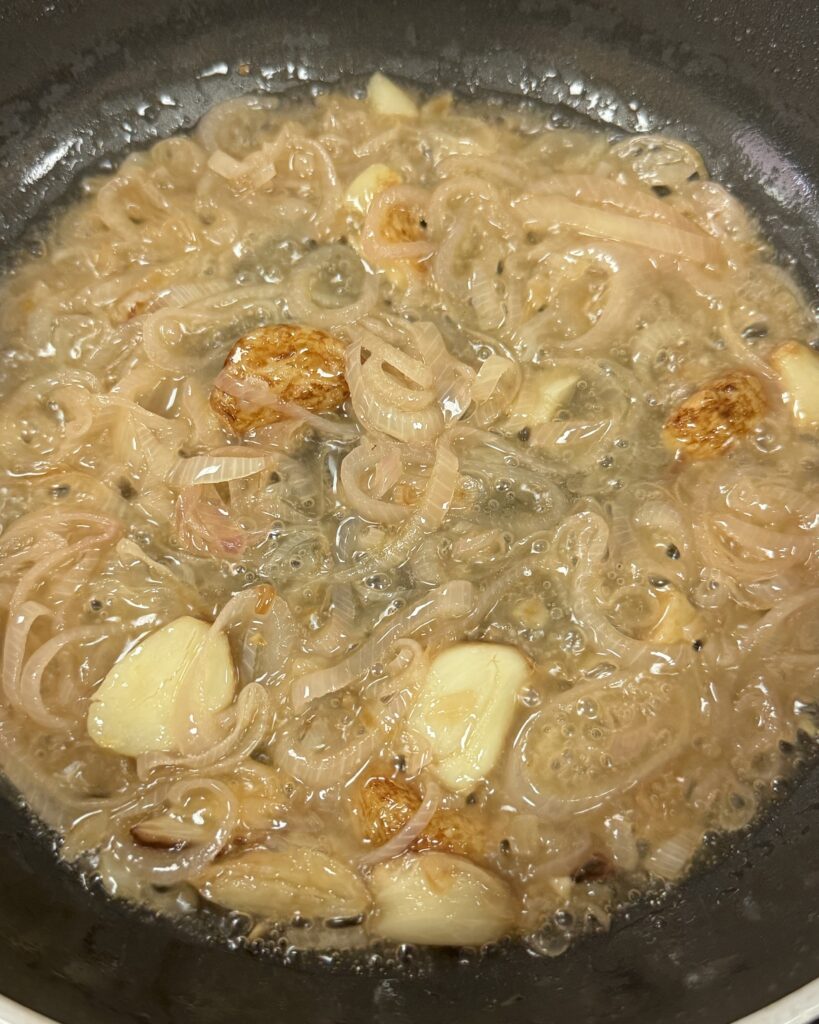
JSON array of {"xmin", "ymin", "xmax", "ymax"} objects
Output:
[{"xmin": 1, "ymin": 1, "xmax": 818, "ymax": 1022}]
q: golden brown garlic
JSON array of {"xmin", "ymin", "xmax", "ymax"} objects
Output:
[
  {"xmin": 210, "ymin": 323, "xmax": 349, "ymax": 435},
  {"xmin": 662, "ymin": 370, "xmax": 766, "ymax": 459},
  {"xmin": 355, "ymin": 775, "xmax": 483, "ymax": 859}
]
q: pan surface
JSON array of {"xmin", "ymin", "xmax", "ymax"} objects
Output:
[{"xmin": 0, "ymin": 1, "xmax": 818, "ymax": 1022}]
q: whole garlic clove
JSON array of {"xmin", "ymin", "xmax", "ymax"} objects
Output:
[
  {"xmin": 772, "ymin": 341, "xmax": 819, "ymax": 426},
  {"xmin": 646, "ymin": 587, "xmax": 704, "ymax": 645},
  {"xmin": 355, "ymin": 775, "xmax": 483, "ymax": 859},
  {"xmin": 210, "ymin": 323, "xmax": 349, "ymax": 435},
  {"xmin": 366, "ymin": 73, "xmax": 419, "ymax": 119},
  {"xmin": 198, "ymin": 848, "xmax": 370, "ymax": 921},
  {"xmin": 503, "ymin": 366, "xmax": 579, "ymax": 432},
  {"xmin": 371, "ymin": 851, "xmax": 515, "ymax": 946},
  {"xmin": 662, "ymin": 370, "xmax": 766, "ymax": 459},
  {"xmin": 407, "ymin": 642, "xmax": 531, "ymax": 793},
  {"xmin": 87, "ymin": 616, "xmax": 235, "ymax": 758},
  {"xmin": 344, "ymin": 163, "xmax": 403, "ymax": 217}
]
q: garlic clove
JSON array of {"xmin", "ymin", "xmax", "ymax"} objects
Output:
[
  {"xmin": 407, "ymin": 642, "xmax": 530, "ymax": 793},
  {"xmin": 345, "ymin": 163, "xmax": 403, "ymax": 216},
  {"xmin": 198, "ymin": 848, "xmax": 369, "ymax": 921},
  {"xmin": 371, "ymin": 851, "xmax": 515, "ymax": 945},
  {"xmin": 366, "ymin": 73, "xmax": 419, "ymax": 118},
  {"xmin": 772, "ymin": 341, "xmax": 819, "ymax": 426},
  {"xmin": 210, "ymin": 323, "xmax": 349, "ymax": 435},
  {"xmin": 503, "ymin": 367, "xmax": 579, "ymax": 431},
  {"xmin": 87, "ymin": 616, "xmax": 235, "ymax": 758},
  {"xmin": 662, "ymin": 370, "xmax": 766, "ymax": 459},
  {"xmin": 355, "ymin": 775, "xmax": 483, "ymax": 859}
]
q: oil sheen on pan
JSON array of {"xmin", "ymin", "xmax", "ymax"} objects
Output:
[{"xmin": 0, "ymin": 73, "xmax": 817, "ymax": 957}]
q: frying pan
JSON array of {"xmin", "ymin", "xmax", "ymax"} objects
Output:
[{"xmin": 1, "ymin": 0, "xmax": 818, "ymax": 1021}]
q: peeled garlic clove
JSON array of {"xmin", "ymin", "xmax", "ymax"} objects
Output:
[
  {"xmin": 772, "ymin": 341, "xmax": 819, "ymax": 425},
  {"xmin": 87, "ymin": 616, "xmax": 235, "ymax": 758},
  {"xmin": 198, "ymin": 848, "xmax": 369, "ymax": 921},
  {"xmin": 371, "ymin": 851, "xmax": 515, "ymax": 946},
  {"xmin": 366, "ymin": 73, "xmax": 419, "ymax": 118},
  {"xmin": 646, "ymin": 588, "xmax": 704, "ymax": 645},
  {"xmin": 345, "ymin": 163, "xmax": 403, "ymax": 216},
  {"xmin": 407, "ymin": 642, "xmax": 531, "ymax": 793},
  {"xmin": 503, "ymin": 367, "xmax": 579, "ymax": 431},
  {"xmin": 512, "ymin": 596, "xmax": 550, "ymax": 630}
]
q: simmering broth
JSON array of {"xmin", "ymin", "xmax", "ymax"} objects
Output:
[{"xmin": 0, "ymin": 74, "xmax": 817, "ymax": 956}]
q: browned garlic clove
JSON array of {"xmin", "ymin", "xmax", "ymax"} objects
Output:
[
  {"xmin": 662, "ymin": 370, "xmax": 766, "ymax": 459},
  {"xmin": 210, "ymin": 323, "xmax": 349, "ymax": 435}
]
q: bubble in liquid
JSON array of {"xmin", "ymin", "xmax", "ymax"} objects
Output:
[{"xmin": 527, "ymin": 928, "xmax": 571, "ymax": 957}]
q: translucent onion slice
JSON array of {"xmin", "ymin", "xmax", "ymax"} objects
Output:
[
  {"xmin": 167, "ymin": 449, "xmax": 276, "ymax": 488},
  {"xmin": 290, "ymin": 579, "xmax": 474, "ymax": 711},
  {"xmin": 340, "ymin": 438, "xmax": 410, "ymax": 525},
  {"xmin": 346, "ymin": 339, "xmax": 444, "ymax": 443},
  {"xmin": 515, "ymin": 194, "xmax": 722, "ymax": 264}
]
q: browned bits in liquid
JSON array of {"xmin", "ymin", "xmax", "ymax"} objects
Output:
[
  {"xmin": 382, "ymin": 206, "xmax": 426, "ymax": 245},
  {"xmin": 571, "ymin": 854, "xmax": 614, "ymax": 883},
  {"xmin": 356, "ymin": 776, "xmax": 482, "ymax": 859},
  {"xmin": 662, "ymin": 370, "xmax": 767, "ymax": 459},
  {"xmin": 379, "ymin": 206, "xmax": 430, "ymax": 279},
  {"xmin": 210, "ymin": 323, "xmax": 349, "ymax": 435},
  {"xmin": 254, "ymin": 584, "xmax": 276, "ymax": 615},
  {"xmin": 123, "ymin": 297, "xmax": 152, "ymax": 321},
  {"xmin": 391, "ymin": 482, "xmax": 421, "ymax": 507},
  {"xmin": 358, "ymin": 775, "xmax": 420, "ymax": 846},
  {"xmin": 414, "ymin": 808, "xmax": 482, "ymax": 859}
]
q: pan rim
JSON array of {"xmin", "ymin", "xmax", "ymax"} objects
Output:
[{"xmin": 1, "ymin": 976, "xmax": 819, "ymax": 1024}]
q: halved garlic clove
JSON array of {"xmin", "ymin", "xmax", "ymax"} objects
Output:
[
  {"xmin": 503, "ymin": 366, "xmax": 579, "ymax": 431},
  {"xmin": 366, "ymin": 73, "xmax": 419, "ymax": 118},
  {"xmin": 344, "ymin": 163, "xmax": 403, "ymax": 216},
  {"xmin": 407, "ymin": 642, "xmax": 531, "ymax": 793},
  {"xmin": 370, "ymin": 851, "xmax": 515, "ymax": 946},
  {"xmin": 772, "ymin": 341, "xmax": 819, "ymax": 426},
  {"xmin": 197, "ymin": 848, "xmax": 369, "ymax": 921},
  {"xmin": 87, "ymin": 616, "xmax": 235, "ymax": 758}
]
